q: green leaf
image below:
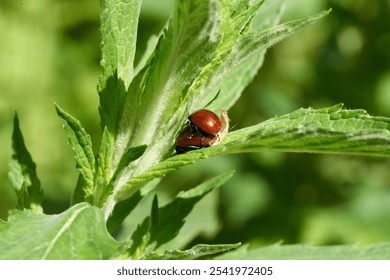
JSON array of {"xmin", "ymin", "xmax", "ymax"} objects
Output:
[
  {"xmin": 114, "ymin": 152, "xmax": 217, "ymax": 202},
  {"xmin": 191, "ymin": 9, "xmax": 331, "ymax": 113},
  {"xmin": 8, "ymin": 113, "xmax": 43, "ymax": 212},
  {"xmin": 106, "ymin": 178, "xmax": 160, "ymax": 234},
  {"xmin": 149, "ymin": 195, "xmax": 160, "ymax": 232},
  {"xmin": 97, "ymin": 144, "xmax": 147, "ymax": 215},
  {"xmin": 94, "ymin": 131, "xmax": 146, "ymax": 206},
  {"xmin": 98, "ymin": 0, "xmax": 330, "ymax": 221},
  {"xmin": 251, "ymin": 0, "xmax": 286, "ymax": 31},
  {"xmin": 208, "ymin": 0, "xmax": 286, "ymax": 112},
  {"xmin": 115, "ymin": 104, "xmax": 390, "ymax": 197},
  {"xmin": 216, "ymin": 242, "xmax": 390, "ymax": 260},
  {"xmin": 114, "ymin": 0, "xmax": 223, "ymax": 167},
  {"xmin": 96, "ymin": 127, "xmax": 114, "ymax": 187},
  {"xmin": 146, "ymin": 243, "xmax": 241, "ymax": 260},
  {"xmin": 55, "ymin": 104, "xmax": 96, "ymax": 202},
  {"xmin": 106, "ymin": 191, "xmax": 143, "ymax": 234},
  {"xmin": 99, "ymin": 0, "xmax": 142, "ymax": 134},
  {"xmin": 93, "ymin": 127, "xmax": 114, "ymax": 206},
  {"xmin": 225, "ymin": 103, "xmax": 390, "ymax": 155},
  {"xmin": 105, "ymin": 4, "xmax": 329, "ymax": 215},
  {"xmin": 0, "ymin": 203, "xmax": 123, "ymax": 260},
  {"xmin": 116, "ymin": 0, "xmax": 307, "ymax": 160},
  {"xmin": 100, "ymin": 0, "xmax": 141, "ymax": 88},
  {"xmin": 71, "ymin": 174, "xmax": 87, "ymax": 205},
  {"xmin": 127, "ymin": 171, "xmax": 234, "ymax": 259},
  {"xmin": 133, "ymin": 34, "xmax": 160, "ymax": 77},
  {"xmin": 111, "ymin": 144, "xmax": 147, "ymax": 183},
  {"xmin": 188, "ymin": 7, "xmax": 331, "ymax": 111}
]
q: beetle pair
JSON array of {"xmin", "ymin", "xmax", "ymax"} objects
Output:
[{"xmin": 175, "ymin": 109, "xmax": 229, "ymax": 154}]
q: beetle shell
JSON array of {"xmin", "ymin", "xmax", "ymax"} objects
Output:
[
  {"xmin": 175, "ymin": 129, "xmax": 218, "ymax": 154},
  {"xmin": 189, "ymin": 109, "xmax": 221, "ymax": 135},
  {"xmin": 175, "ymin": 109, "xmax": 229, "ymax": 154}
]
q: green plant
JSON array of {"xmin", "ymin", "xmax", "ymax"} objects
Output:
[{"xmin": 1, "ymin": 0, "xmax": 390, "ymax": 259}]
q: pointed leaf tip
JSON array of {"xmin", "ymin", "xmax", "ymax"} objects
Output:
[
  {"xmin": 55, "ymin": 104, "xmax": 96, "ymax": 202},
  {"xmin": 9, "ymin": 112, "xmax": 43, "ymax": 211}
]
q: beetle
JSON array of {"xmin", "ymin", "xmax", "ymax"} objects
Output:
[
  {"xmin": 188, "ymin": 109, "xmax": 221, "ymax": 136},
  {"xmin": 175, "ymin": 129, "xmax": 218, "ymax": 154},
  {"xmin": 175, "ymin": 109, "xmax": 229, "ymax": 154}
]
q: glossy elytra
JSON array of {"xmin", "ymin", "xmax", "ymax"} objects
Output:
[
  {"xmin": 175, "ymin": 109, "xmax": 230, "ymax": 154},
  {"xmin": 189, "ymin": 109, "xmax": 221, "ymax": 135},
  {"xmin": 175, "ymin": 129, "xmax": 218, "ymax": 154}
]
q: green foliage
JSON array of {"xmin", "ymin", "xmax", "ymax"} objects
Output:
[
  {"xmin": 226, "ymin": 104, "xmax": 390, "ymax": 155},
  {"xmin": 0, "ymin": 203, "xmax": 122, "ymax": 260},
  {"xmin": 120, "ymin": 104, "xmax": 390, "ymax": 194},
  {"xmin": 148, "ymin": 243, "xmax": 241, "ymax": 260},
  {"xmin": 99, "ymin": 0, "xmax": 142, "ymax": 134},
  {"xmin": 100, "ymin": 0, "xmax": 330, "ymax": 224},
  {"xmin": 128, "ymin": 172, "xmax": 234, "ymax": 259},
  {"xmin": 9, "ymin": 114, "xmax": 43, "ymax": 212},
  {"xmin": 2, "ymin": 0, "xmax": 390, "ymax": 260},
  {"xmin": 56, "ymin": 105, "xmax": 96, "ymax": 203},
  {"xmin": 217, "ymin": 243, "xmax": 390, "ymax": 260}
]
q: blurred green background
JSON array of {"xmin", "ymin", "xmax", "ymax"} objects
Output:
[{"xmin": 1, "ymin": 0, "xmax": 390, "ymax": 247}]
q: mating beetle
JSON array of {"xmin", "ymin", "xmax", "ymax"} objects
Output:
[{"xmin": 175, "ymin": 109, "xmax": 229, "ymax": 154}]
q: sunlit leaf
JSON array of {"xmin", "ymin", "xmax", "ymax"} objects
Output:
[
  {"xmin": 0, "ymin": 203, "xmax": 122, "ymax": 260},
  {"xmin": 114, "ymin": 104, "xmax": 390, "ymax": 202},
  {"xmin": 55, "ymin": 105, "xmax": 96, "ymax": 202},
  {"xmin": 99, "ymin": 0, "xmax": 142, "ymax": 134}
]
